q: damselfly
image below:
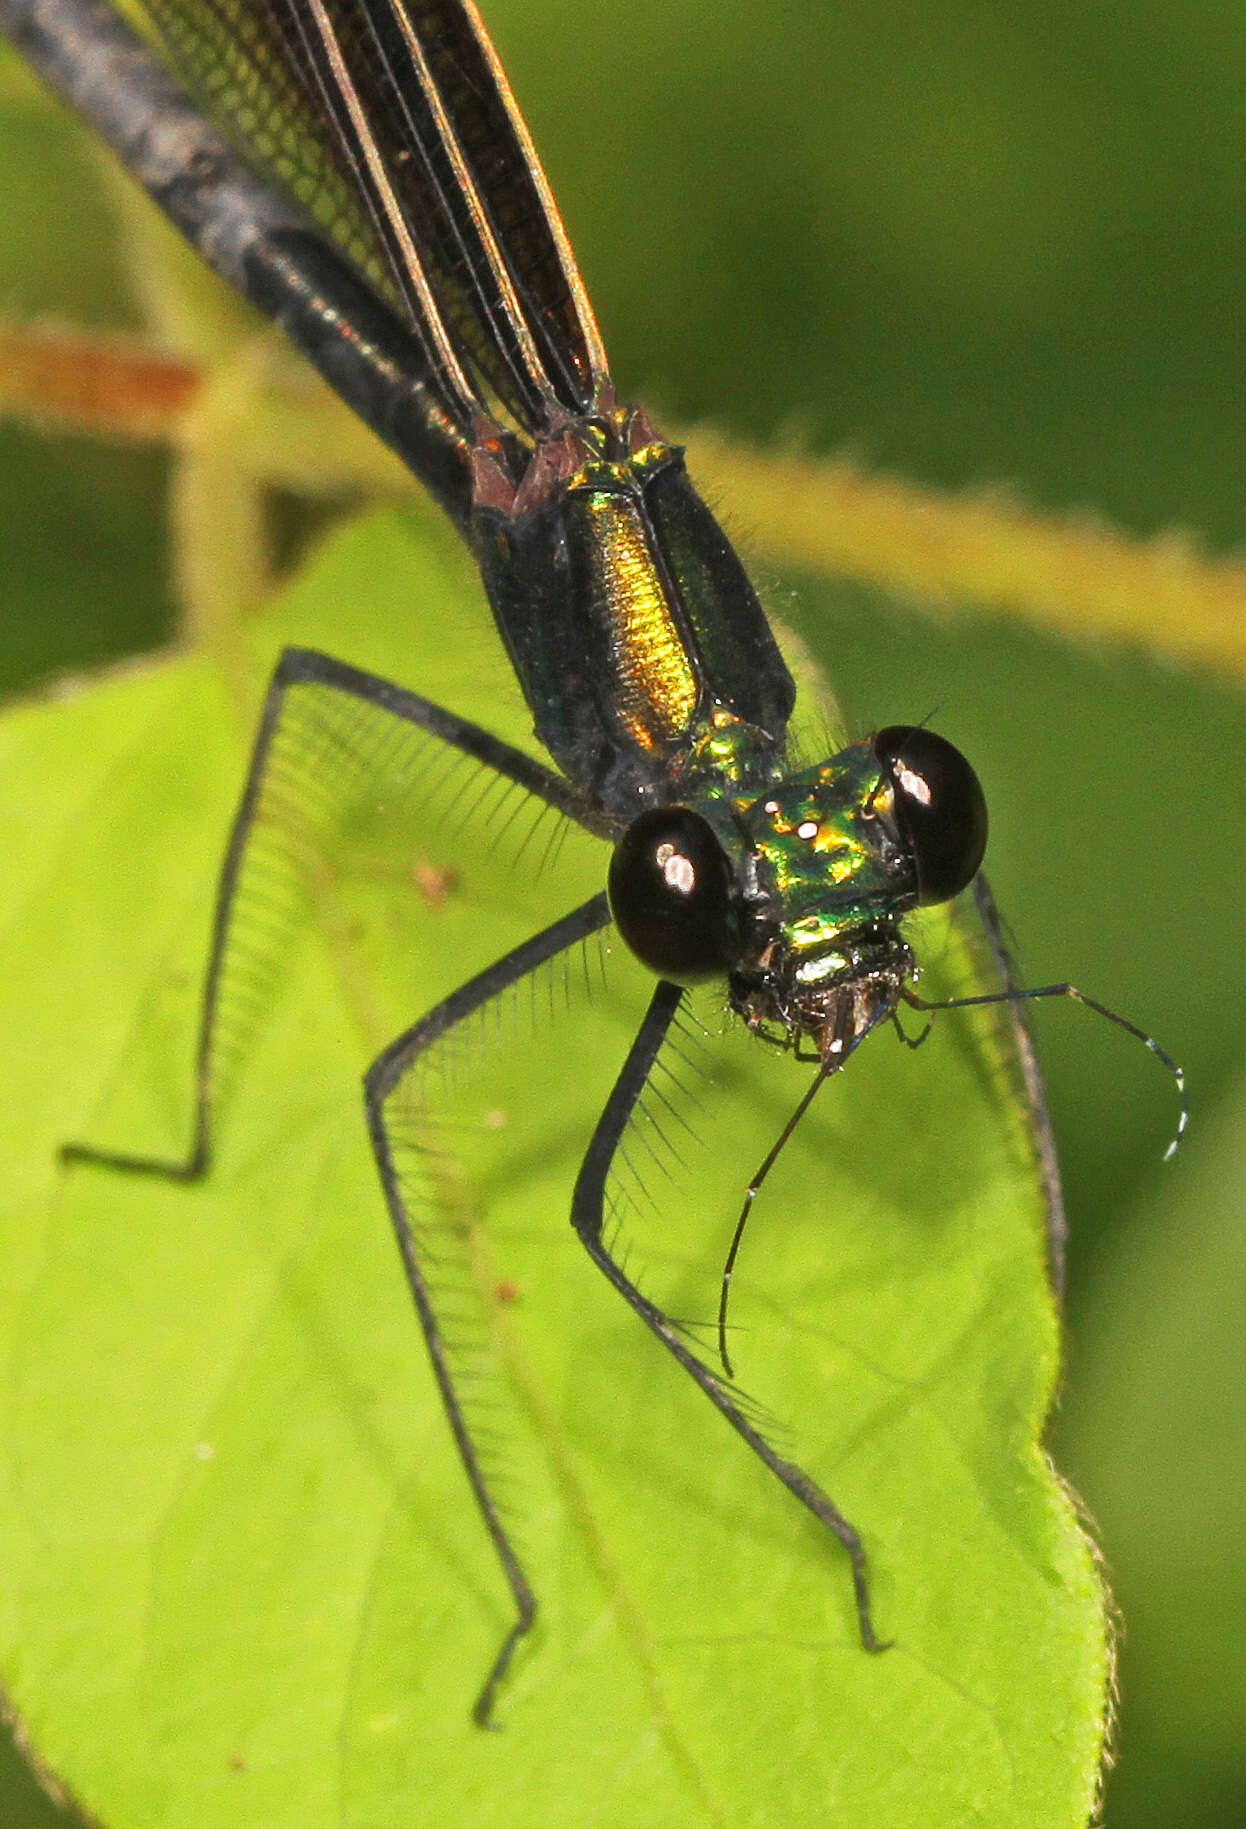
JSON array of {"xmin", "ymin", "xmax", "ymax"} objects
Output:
[{"xmin": 1, "ymin": 0, "xmax": 1184, "ymax": 1726}]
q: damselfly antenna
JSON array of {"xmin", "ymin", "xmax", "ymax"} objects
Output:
[
  {"xmin": 716, "ymin": 1062, "xmax": 832, "ymax": 1379},
  {"xmin": 717, "ymin": 1001, "xmax": 894, "ymax": 1380},
  {"xmin": 903, "ymin": 980, "xmax": 1188, "ymax": 1160},
  {"xmin": 716, "ymin": 971, "xmax": 1186, "ymax": 1384}
]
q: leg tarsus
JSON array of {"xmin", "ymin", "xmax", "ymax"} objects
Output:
[
  {"xmin": 59, "ymin": 1138, "xmax": 211, "ymax": 1181},
  {"xmin": 838, "ymin": 1525, "xmax": 890, "ymax": 1653},
  {"xmin": 471, "ymin": 1594, "xmax": 537, "ymax": 1730}
]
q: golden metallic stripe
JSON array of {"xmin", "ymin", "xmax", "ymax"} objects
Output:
[{"xmin": 584, "ymin": 493, "xmax": 698, "ymax": 752}]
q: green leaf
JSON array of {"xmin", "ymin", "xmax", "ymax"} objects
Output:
[
  {"xmin": 1058, "ymin": 1074, "xmax": 1246, "ymax": 1828},
  {"xmin": 0, "ymin": 507, "xmax": 1105, "ymax": 1827}
]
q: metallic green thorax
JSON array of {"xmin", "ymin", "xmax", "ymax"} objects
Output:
[
  {"xmin": 736, "ymin": 751, "xmax": 916, "ymax": 961},
  {"xmin": 722, "ymin": 748, "xmax": 918, "ymax": 1050}
]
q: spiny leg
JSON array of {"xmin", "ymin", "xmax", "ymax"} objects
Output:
[
  {"xmin": 61, "ymin": 643, "xmax": 596, "ymax": 1182},
  {"xmin": 572, "ymin": 981, "xmax": 888, "ymax": 1656},
  {"xmin": 366, "ymin": 892, "xmax": 611, "ymax": 1727}
]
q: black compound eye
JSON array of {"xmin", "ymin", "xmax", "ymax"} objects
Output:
[
  {"xmin": 608, "ymin": 806, "xmax": 737, "ymax": 982},
  {"xmin": 873, "ymin": 725, "xmax": 988, "ymax": 905}
]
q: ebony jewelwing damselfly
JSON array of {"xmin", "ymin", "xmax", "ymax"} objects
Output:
[{"xmin": 0, "ymin": 0, "xmax": 1185, "ymax": 1727}]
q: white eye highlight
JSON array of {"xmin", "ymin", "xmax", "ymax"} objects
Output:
[
  {"xmin": 655, "ymin": 841, "xmax": 696, "ymax": 895},
  {"xmin": 896, "ymin": 764, "xmax": 932, "ymax": 807},
  {"xmin": 797, "ymin": 819, "xmax": 819, "ymax": 840}
]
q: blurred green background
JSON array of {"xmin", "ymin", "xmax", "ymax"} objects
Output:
[{"xmin": 0, "ymin": 1, "xmax": 1241, "ymax": 1823}]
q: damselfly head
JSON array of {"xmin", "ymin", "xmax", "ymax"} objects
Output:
[
  {"xmin": 608, "ymin": 725, "xmax": 986, "ymax": 1054},
  {"xmin": 721, "ymin": 731, "xmax": 981, "ymax": 1050}
]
